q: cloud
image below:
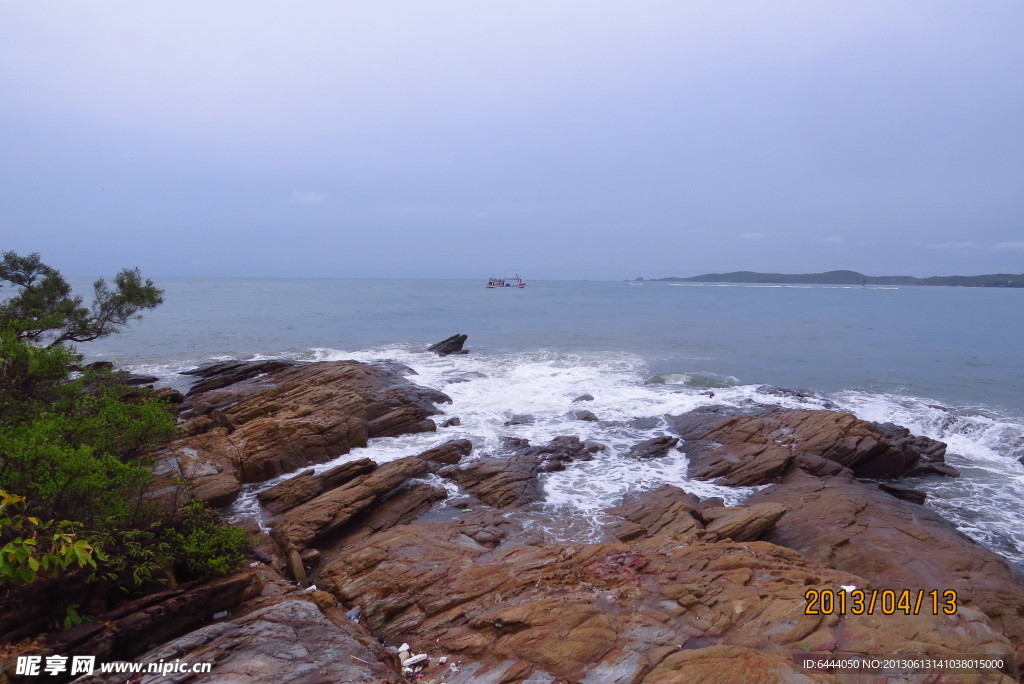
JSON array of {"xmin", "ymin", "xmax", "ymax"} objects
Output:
[
  {"xmin": 927, "ymin": 241, "xmax": 981, "ymax": 250},
  {"xmin": 289, "ymin": 191, "xmax": 328, "ymax": 204},
  {"xmin": 994, "ymin": 241, "xmax": 1024, "ymax": 250}
]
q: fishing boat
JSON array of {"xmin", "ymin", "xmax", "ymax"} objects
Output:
[{"xmin": 486, "ymin": 274, "xmax": 526, "ymax": 288}]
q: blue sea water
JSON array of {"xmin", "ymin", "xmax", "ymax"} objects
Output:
[{"xmin": 75, "ymin": 278, "xmax": 1024, "ymax": 567}]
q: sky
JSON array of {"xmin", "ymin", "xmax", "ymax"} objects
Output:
[{"xmin": 1, "ymin": 1, "xmax": 1023, "ymax": 280}]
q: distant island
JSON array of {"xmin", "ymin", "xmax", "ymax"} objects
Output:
[{"xmin": 648, "ymin": 269, "xmax": 1024, "ymax": 288}]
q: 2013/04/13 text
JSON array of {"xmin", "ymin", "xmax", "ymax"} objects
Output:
[{"xmin": 804, "ymin": 589, "xmax": 957, "ymax": 615}]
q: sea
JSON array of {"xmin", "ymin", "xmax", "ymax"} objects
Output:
[{"xmin": 75, "ymin": 278, "xmax": 1024, "ymax": 570}]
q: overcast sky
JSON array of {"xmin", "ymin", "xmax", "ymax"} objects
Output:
[{"xmin": 2, "ymin": 2, "xmax": 1022, "ymax": 279}]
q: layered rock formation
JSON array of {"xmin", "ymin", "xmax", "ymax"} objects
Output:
[
  {"xmin": 8, "ymin": 360, "xmax": 1021, "ymax": 684},
  {"xmin": 145, "ymin": 360, "xmax": 452, "ymax": 507}
]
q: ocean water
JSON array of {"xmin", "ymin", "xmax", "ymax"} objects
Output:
[{"xmin": 76, "ymin": 278, "xmax": 1024, "ymax": 568}]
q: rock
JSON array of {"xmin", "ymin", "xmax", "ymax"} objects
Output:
[
  {"xmin": 747, "ymin": 471, "xmax": 1024, "ymax": 657},
  {"xmin": 669, "ymin": 408, "xmax": 955, "ymax": 486},
  {"xmin": 504, "ymin": 413, "xmax": 534, "ymax": 426},
  {"xmin": 605, "ymin": 485, "xmax": 706, "ymax": 543},
  {"xmin": 568, "ymin": 409, "xmax": 599, "ymax": 422},
  {"xmin": 69, "ymin": 599, "xmax": 401, "ymax": 684},
  {"xmin": 449, "ymin": 451, "xmax": 542, "ymax": 508},
  {"xmin": 625, "ymin": 435, "xmax": 679, "ymax": 459},
  {"xmin": 121, "ymin": 373, "xmax": 160, "ymax": 386},
  {"xmin": 149, "ymin": 386, "xmax": 185, "ymax": 404},
  {"xmin": 45, "ymin": 572, "xmax": 262, "ymax": 664},
  {"xmin": 427, "ymin": 334, "xmax": 469, "ymax": 356},
  {"xmin": 272, "ymin": 455, "xmax": 430, "ymax": 557},
  {"xmin": 147, "ymin": 361, "xmax": 452, "ymax": 506},
  {"xmin": 878, "ymin": 482, "xmax": 927, "ymax": 504},
  {"xmin": 257, "ymin": 459, "xmax": 378, "ymax": 515},
  {"xmin": 416, "ymin": 438, "xmax": 473, "ymax": 469},
  {"xmin": 448, "ymin": 437, "xmax": 600, "ymax": 508},
  {"xmin": 317, "ymin": 521, "xmax": 1013, "ymax": 683},
  {"xmin": 701, "ymin": 502, "xmax": 788, "ymax": 542},
  {"xmin": 182, "ymin": 359, "xmax": 298, "ymax": 396},
  {"xmin": 441, "ymin": 417, "xmax": 461, "ymax": 427},
  {"xmin": 573, "ymin": 393, "xmax": 595, "ymax": 402}
]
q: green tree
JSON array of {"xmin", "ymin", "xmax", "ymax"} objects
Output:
[
  {"xmin": 0, "ymin": 253, "xmax": 246, "ymax": 631},
  {"xmin": 0, "ymin": 250, "xmax": 163, "ymax": 347}
]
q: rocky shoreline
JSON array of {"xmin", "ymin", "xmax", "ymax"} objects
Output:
[{"xmin": 5, "ymin": 357, "xmax": 1024, "ymax": 683}]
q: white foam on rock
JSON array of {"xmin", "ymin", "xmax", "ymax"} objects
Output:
[{"xmin": 173, "ymin": 345, "xmax": 1024, "ymax": 566}]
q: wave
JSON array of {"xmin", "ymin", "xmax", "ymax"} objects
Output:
[{"xmin": 125, "ymin": 345, "xmax": 1024, "ymax": 568}]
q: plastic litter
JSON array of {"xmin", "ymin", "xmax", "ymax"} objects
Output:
[
  {"xmin": 345, "ymin": 605, "xmax": 361, "ymax": 622},
  {"xmin": 404, "ymin": 654, "xmax": 429, "ymax": 666}
]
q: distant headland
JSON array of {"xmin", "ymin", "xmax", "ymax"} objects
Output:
[{"xmin": 647, "ymin": 269, "xmax": 1024, "ymax": 288}]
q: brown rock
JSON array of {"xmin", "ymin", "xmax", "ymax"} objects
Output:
[
  {"xmin": 447, "ymin": 436, "xmax": 599, "ymax": 508},
  {"xmin": 45, "ymin": 572, "xmax": 262, "ymax": 663},
  {"xmin": 69, "ymin": 599, "xmax": 401, "ymax": 684},
  {"xmin": 747, "ymin": 471, "xmax": 1024, "ymax": 662},
  {"xmin": 257, "ymin": 459, "xmax": 377, "ymax": 515},
  {"xmin": 626, "ymin": 435, "xmax": 680, "ymax": 459},
  {"xmin": 147, "ymin": 361, "xmax": 452, "ymax": 506},
  {"xmin": 605, "ymin": 485, "xmax": 707, "ymax": 542},
  {"xmin": 272, "ymin": 455, "xmax": 428, "ymax": 555},
  {"xmin": 669, "ymin": 408, "xmax": 955, "ymax": 485},
  {"xmin": 317, "ymin": 522, "xmax": 1013, "ymax": 683},
  {"xmin": 702, "ymin": 502, "xmax": 788, "ymax": 542}
]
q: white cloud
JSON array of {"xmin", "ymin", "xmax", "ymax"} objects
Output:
[
  {"xmin": 289, "ymin": 191, "xmax": 328, "ymax": 204},
  {"xmin": 927, "ymin": 241, "xmax": 981, "ymax": 250},
  {"xmin": 994, "ymin": 241, "xmax": 1024, "ymax": 250}
]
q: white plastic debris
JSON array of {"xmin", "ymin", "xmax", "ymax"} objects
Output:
[
  {"xmin": 404, "ymin": 654, "xmax": 429, "ymax": 666},
  {"xmin": 399, "ymin": 643, "xmax": 410, "ymax": 653},
  {"xmin": 212, "ymin": 610, "xmax": 228, "ymax": 619},
  {"xmin": 840, "ymin": 585, "xmax": 857, "ymax": 593},
  {"xmin": 438, "ymin": 656, "xmax": 448, "ymax": 665}
]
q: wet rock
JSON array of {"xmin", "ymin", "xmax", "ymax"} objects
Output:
[
  {"xmin": 504, "ymin": 413, "xmax": 534, "ymax": 426},
  {"xmin": 449, "ymin": 451, "xmax": 542, "ymax": 508},
  {"xmin": 257, "ymin": 459, "xmax": 378, "ymax": 515},
  {"xmin": 573, "ymin": 393, "xmax": 595, "ymax": 402},
  {"xmin": 417, "ymin": 438, "xmax": 473, "ymax": 469},
  {"xmin": 441, "ymin": 416, "xmax": 461, "ymax": 427},
  {"xmin": 448, "ymin": 436, "xmax": 602, "ymax": 508},
  {"xmin": 669, "ymin": 408, "xmax": 955, "ymax": 486},
  {"xmin": 626, "ymin": 436, "xmax": 679, "ymax": 459},
  {"xmin": 427, "ymin": 333, "xmax": 469, "ymax": 356},
  {"xmin": 568, "ymin": 409, "xmax": 599, "ymax": 422},
  {"xmin": 147, "ymin": 361, "xmax": 451, "ymax": 506},
  {"xmin": 272, "ymin": 455, "xmax": 430, "ymax": 560},
  {"xmin": 605, "ymin": 485, "xmax": 706, "ymax": 542},
  {"xmin": 181, "ymin": 359, "xmax": 298, "ymax": 396},
  {"xmin": 878, "ymin": 482, "xmax": 928, "ymax": 504}
]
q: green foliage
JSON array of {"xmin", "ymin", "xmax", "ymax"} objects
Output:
[
  {"xmin": 169, "ymin": 502, "xmax": 251, "ymax": 580},
  {"xmin": 0, "ymin": 250, "xmax": 163, "ymax": 347},
  {"xmin": 0, "ymin": 491, "xmax": 105, "ymax": 586},
  {"xmin": 0, "ymin": 356, "xmax": 178, "ymax": 527},
  {"xmin": 0, "ymin": 252, "xmax": 247, "ymax": 634}
]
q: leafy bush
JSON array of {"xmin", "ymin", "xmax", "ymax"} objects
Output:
[{"xmin": 169, "ymin": 502, "xmax": 251, "ymax": 580}]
